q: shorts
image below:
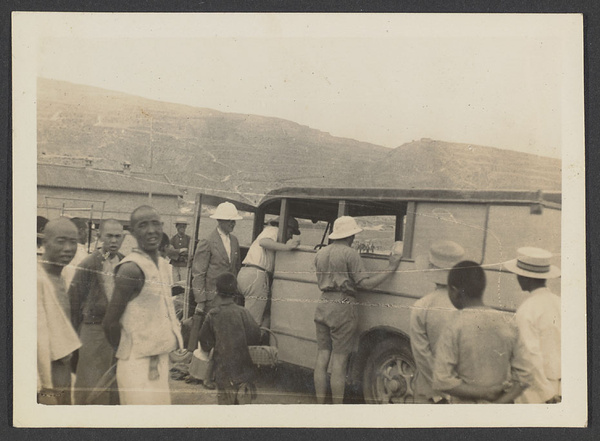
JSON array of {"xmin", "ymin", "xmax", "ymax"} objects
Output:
[{"xmin": 314, "ymin": 292, "xmax": 358, "ymax": 355}]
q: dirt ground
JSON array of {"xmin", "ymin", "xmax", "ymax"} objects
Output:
[{"xmin": 169, "ymin": 362, "xmax": 319, "ymax": 405}]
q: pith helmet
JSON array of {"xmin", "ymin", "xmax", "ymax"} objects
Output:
[
  {"xmin": 328, "ymin": 216, "xmax": 363, "ymax": 240},
  {"xmin": 210, "ymin": 202, "xmax": 243, "ymax": 220}
]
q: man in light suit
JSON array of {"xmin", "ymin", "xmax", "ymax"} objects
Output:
[
  {"xmin": 188, "ymin": 202, "xmax": 243, "ymax": 389},
  {"xmin": 192, "ymin": 202, "xmax": 243, "ymax": 315}
]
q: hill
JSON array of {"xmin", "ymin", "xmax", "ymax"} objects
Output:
[{"xmin": 37, "ymin": 78, "xmax": 561, "ymax": 205}]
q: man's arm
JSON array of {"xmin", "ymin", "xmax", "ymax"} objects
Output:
[
  {"xmin": 198, "ymin": 313, "xmax": 215, "ymax": 353},
  {"xmin": 515, "ymin": 309, "xmax": 556, "ymax": 402},
  {"xmin": 445, "ymin": 382, "xmax": 504, "ymax": 402},
  {"xmin": 102, "ymin": 262, "xmax": 144, "ymax": 348},
  {"xmin": 409, "ymin": 299, "xmax": 435, "ymax": 386},
  {"xmin": 356, "ymin": 253, "xmax": 402, "ymax": 290},
  {"xmin": 67, "ymin": 259, "xmax": 92, "ymax": 332},
  {"xmin": 493, "ymin": 382, "xmax": 527, "ymax": 404},
  {"xmin": 259, "ymin": 237, "xmax": 300, "ymax": 252},
  {"xmin": 191, "ymin": 239, "xmax": 211, "ymax": 312}
]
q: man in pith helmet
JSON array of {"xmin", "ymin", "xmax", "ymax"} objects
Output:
[{"xmin": 313, "ymin": 216, "xmax": 402, "ymax": 404}]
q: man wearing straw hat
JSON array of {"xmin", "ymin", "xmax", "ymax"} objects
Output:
[
  {"xmin": 167, "ymin": 217, "xmax": 191, "ymax": 283},
  {"xmin": 313, "ymin": 216, "xmax": 402, "ymax": 404},
  {"xmin": 409, "ymin": 240, "xmax": 465, "ymax": 404},
  {"xmin": 503, "ymin": 247, "xmax": 561, "ymax": 403}
]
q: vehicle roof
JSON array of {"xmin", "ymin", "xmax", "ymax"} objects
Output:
[
  {"xmin": 194, "ymin": 187, "xmax": 561, "ymax": 221},
  {"xmin": 259, "ymin": 187, "xmax": 561, "ymax": 207}
]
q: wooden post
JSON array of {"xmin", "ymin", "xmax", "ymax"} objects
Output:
[
  {"xmin": 253, "ymin": 210, "xmax": 265, "ymax": 242},
  {"xmin": 277, "ymin": 198, "xmax": 290, "ymax": 243},
  {"xmin": 402, "ymin": 202, "xmax": 417, "ymax": 259},
  {"xmin": 337, "ymin": 200, "xmax": 348, "ymax": 218},
  {"xmin": 183, "ymin": 193, "xmax": 202, "ymax": 320}
]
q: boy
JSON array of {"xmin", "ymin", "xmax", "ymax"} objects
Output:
[
  {"xmin": 199, "ymin": 272, "xmax": 262, "ymax": 404},
  {"xmin": 432, "ymin": 261, "xmax": 533, "ymax": 403}
]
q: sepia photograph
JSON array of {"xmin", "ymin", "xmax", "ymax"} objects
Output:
[{"xmin": 12, "ymin": 12, "xmax": 586, "ymax": 427}]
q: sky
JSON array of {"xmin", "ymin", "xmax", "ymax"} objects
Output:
[{"xmin": 33, "ymin": 14, "xmax": 582, "ymax": 159}]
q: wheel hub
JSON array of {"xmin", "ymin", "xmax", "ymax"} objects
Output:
[{"xmin": 377, "ymin": 359, "xmax": 414, "ymax": 403}]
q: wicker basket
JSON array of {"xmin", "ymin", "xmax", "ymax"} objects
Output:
[{"xmin": 248, "ymin": 327, "xmax": 278, "ymax": 367}]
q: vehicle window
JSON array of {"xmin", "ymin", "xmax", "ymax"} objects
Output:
[
  {"xmin": 411, "ymin": 202, "xmax": 487, "ymax": 263},
  {"xmin": 352, "ymin": 215, "xmax": 397, "ymax": 256},
  {"xmin": 297, "ymin": 219, "xmax": 331, "ymax": 249},
  {"xmin": 483, "ymin": 205, "xmax": 561, "ymax": 266}
]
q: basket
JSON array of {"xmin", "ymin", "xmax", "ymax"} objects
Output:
[{"xmin": 248, "ymin": 327, "xmax": 278, "ymax": 367}]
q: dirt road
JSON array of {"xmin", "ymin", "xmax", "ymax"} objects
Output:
[{"xmin": 170, "ymin": 363, "xmax": 363, "ymax": 405}]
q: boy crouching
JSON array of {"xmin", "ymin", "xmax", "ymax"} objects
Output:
[{"xmin": 199, "ymin": 272, "xmax": 262, "ymax": 404}]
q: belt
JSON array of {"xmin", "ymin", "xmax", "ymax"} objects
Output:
[
  {"xmin": 243, "ymin": 264, "xmax": 267, "ymax": 272},
  {"xmin": 321, "ymin": 289, "xmax": 356, "ymax": 298}
]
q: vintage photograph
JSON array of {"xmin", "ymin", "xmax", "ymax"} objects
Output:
[{"xmin": 12, "ymin": 13, "xmax": 586, "ymax": 427}]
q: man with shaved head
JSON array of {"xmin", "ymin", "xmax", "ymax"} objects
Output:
[
  {"xmin": 69, "ymin": 219, "xmax": 125, "ymax": 404},
  {"xmin": 38, "ymin": 217, "xmax": 82, "ymax": 404},
  {"xmin": 103, "ymin": 206, "xmax": 183, "ymax": 404}
]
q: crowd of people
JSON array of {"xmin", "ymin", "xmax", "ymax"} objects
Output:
[{"xmin": 36, "ymin": 204, "xmax": 561, "ymax": 406}]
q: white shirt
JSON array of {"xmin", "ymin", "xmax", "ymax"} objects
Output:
[
  {"xmin": 242, "ymin": 226, "xmax": 278, "ymax": 272},
  {"xmin": 409, "ymin": 286, "xmax": 457, "ymax": 400},
  {"xmin": 217, "ymin": 226, "xmax": 231, "ymax": 260},
  {"xmin": 101, "ymin": 254, "xmax": 120, "ymax": 302},
  {"xmin": 515, "ymin": 286, "xmax": 561, "ymax": 403}
]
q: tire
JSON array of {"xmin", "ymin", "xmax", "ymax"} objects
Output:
[{"xmin": 362, "ymin": 338, "xmax": 416, "ymax": 404}]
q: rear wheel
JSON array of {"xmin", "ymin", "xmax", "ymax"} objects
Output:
[{"xmin": 362, "ymin": 338, "xmax": 416, "ymax": 404}]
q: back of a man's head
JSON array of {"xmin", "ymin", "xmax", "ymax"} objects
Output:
[{"xmin": 448, "ymin": 260, "xmax": 486, "ymax": 299}]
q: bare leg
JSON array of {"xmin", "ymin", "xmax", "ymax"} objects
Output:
[
  {"xmin": 330, "ymin": 353, "xmax": 349, "ymax": 405},
  {"xmin": 148, "ymin": 355, "xmax": 160, "ymax": 380},
  {"xmin": 314, "ymin": 349, "xmax": 331, "ymax": 404}
]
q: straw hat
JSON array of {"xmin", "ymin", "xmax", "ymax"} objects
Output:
[
  {"xmin": 503, "ymin": 247, "xmax": 560, "ymax": 279},
  {"xmin": 210, "ymin": 202, "xmax": 243, "ymax": 220},
  {"xmin": 174, "ymin": 217, "xmax": 189, "ymax": 225},
  {"xmin": 416, "ymin": 240, "xmax": 465, "ymax": 285},
  {"xmin": 328, "ymin": 216, "xmax": 363, "ymax": 240}
]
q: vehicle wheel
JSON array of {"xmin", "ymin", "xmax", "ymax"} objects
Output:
[{"xmin": 362, "ymin": 338, "xmax": 416, "ymax": 404}]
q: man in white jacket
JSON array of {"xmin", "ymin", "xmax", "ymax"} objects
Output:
[
  {"xmin": 37, "ymin": 217, "xmax": 82, "ymax": 405},
  {"xmin": 504, "ymin": 247, "xmax": 561, "ymax": 403}
]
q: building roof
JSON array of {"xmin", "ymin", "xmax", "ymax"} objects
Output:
[{"xmin": 38, "ymin": 163, "xmax": 182, "ymax": 197}]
